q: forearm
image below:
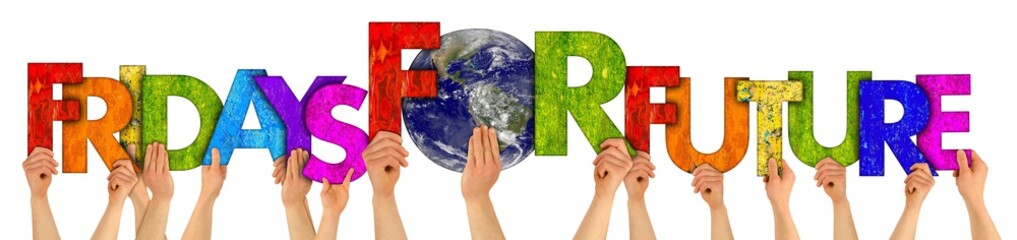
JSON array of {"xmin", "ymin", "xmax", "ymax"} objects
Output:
[
  {"xmin": 710, "ymin": 206, "xmax": 734, "ymax": 240},
  {"xmin": 965, "ymin": 200, "xmax": 1001, "ymax": 240},
  {"xmin": 130, "ymin": 196, "xmax": 150, "ymax": 231},
  {"xmin": 465, "ymin": 196, "xmax": 506, "ymax": 240},
  {"xmin": 182, "ymin": 196, "xmax": 217, "ymax": 240},
  {"xmin": 314, "ymin": 211, "xmax": 341, "ymax": 240},
  {"xmin": 373, "ymin": 195, "xmax": 407, "ymax": 240},
  {"xmin": 574, "ymin": 194, "xmax": 615, "ymax": 240},
  {"xmin": 283, "ymin": 199, "xmax": 316, "ymax": 240},
  {"xmin": 30, "ymin": 196, "xmax": 60, "ymax": 240},
  {"xmin": 91, "ymin": 200, "xmax": 126, "ymax": 240},
  {"xmin": 771, "ymin": 203, "xmax": 800, "ymax": 240},
  {"xmin": 136, "ymin": 197, "xmax": 171, "ymax": 240},
  {"xmin": 626, "ymin": 199, "xmax": 655, "ymax": 240},
  {"xmin": 889, "ymin": 204, "xmax": 921, "ymax": 240},
  {"xmin": 832, "ymin": 201, "xmax": 858, "ymax": 240}
]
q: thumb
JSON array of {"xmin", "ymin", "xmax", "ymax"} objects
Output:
[
  {"xmin": 767, "ymin": 158, "xmax": 779, "ymax": 178},
  {"xmin": 127, "ymin": 144, "xmax": 137, "ymax": 161},
  {"xmin": 323, "ymin": 178, "xmax": 332, "ymax": 192},
  {"xmin": 211, "ymin": 148, "xmax": 222, "ymax": 168},
  {"xmin": 956, "ymin": 149, "xmax": 970, "ymax": 174}
]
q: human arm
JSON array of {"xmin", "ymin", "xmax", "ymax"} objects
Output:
[
  {"xmin": 814, "ymin": 158, "xmax": 857, "ymax": 240},
  {"xmin": 315, "ymin": 169, "xmax": 355, "ymax": 240},
  {"xmin": 954, "ymin": 150, "xmax": 1000, "ymax": 240},
  {"xmin": 692, "ymin": 164, "xmax": 733, "ymax": 240},
  {"xmin": 182, "ymin": 148, "xmax": 228, "ymax": 240},
  {"xmin": 765, "ymin": 158, "xmax": 799, "ymax": 240},
  {"xmin": 889, "ymin": 163, "xmax": 934, "ymax": 240},
  {"xmin": 574, "ymin": 139, "xmax": 633, "ymax": 240},
  {"xmin": 91, "ymin": 160, "xmax": 139, "ymax": 240},
  {"xmin": 136, "ymin": 142, "xmax": 174, "ymax": 240},
  {"xmin": 24, "ymin": 147, "xmax": 60, "ymax": 240},
  {"xmin": 364, "ymin": 131, "xmax": 410, "ymax": 240},
  {"xmin": 462, "ymin": 126, "xmax": 506, "ymax": 240},
  {"xmin": 625, "ymin": 151, "xmax": 655, "ymax": 240}
]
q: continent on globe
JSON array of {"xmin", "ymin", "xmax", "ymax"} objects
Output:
[{"xmin": 403, "ymin": 29, "xmax": 535, "ymax": 172}]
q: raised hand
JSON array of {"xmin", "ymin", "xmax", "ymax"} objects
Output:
[
  {"xmin": 200, "ymin": 148, "xmax": 228, "ymax": 199},
  {"xmin": 814, "ymin": 158, "xmax": 857, "ymax": 240},
  {"xmin": 904, "ymin": 163, "xmax": 934, "ymax": 206},
  {"xmin": 24, "ymin": 147, "xmax": 58, "ymax": 199},
  {"xmin": 692, "ymin": 164, "xmax": 724, "ymax": 209},
  {"xmin": 123, "ymin": 144, "xmax": 150, "ymax": 232},
  {"xmin": 625, "ymin": 151, "xmax": 656, "ymax": 240},
  {"xmin": 143, "ymin": 142, "xmax": 173, "ymax": 201},
  {"xmin": 764, "ymin": 158, "xmax": 799, "ymax": 240},
  {"xmin": 593, "ymin": 139, "xmax": 633, "ymax": 197},
  {"xmin": 954, "ymin": 150, "xmax": 1000, "ymax": 240},
  {"xmin": 624, "ymin": 151, "xmax": 654, "ymax": 201},
  {"xmin": 363, "ymin": 131, "xmax": 409, "ymax": 240},
  {"xmin": 890, "ymin": 163, "xmax": 935, "ymax": 240},
  {"xmin": 108, "ymin": 160, "xmax": 139, "ymax": 202},
  {"xmin": 24, "ymin": 147, "xmax": 60, "ymax": 239},
  {"xmin": 462, "ymin": 126, "xmax": 506, "ymax": 240},
  {"xmin": 364, "ymin": 131, "xmax": 410, "ymax": 198},
  {"xmin": 462, "ymin": 126, "xmax": 501, "ymax": 202},
  {"xmin": 692, "ymin": 163, "xmax": 732, "ymax": 240},
  {"xmin": 282, "ymin": 148, "xmax": 312, "ymax": 205},
  {"xmin": 575, "ymin": 138, "xmax": 633, "ymax": 240}
]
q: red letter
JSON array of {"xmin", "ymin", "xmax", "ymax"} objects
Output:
[
  {"xmin": 27, "ymin": 63, "xmax": 81, "ymax": 154},
  {"xmin": 368, "ymin": 22, "xmax": 440, "ymax": 140},
  {"xmin": 624, "ymin": 66, "xmax": 679, "ymax": 152}
]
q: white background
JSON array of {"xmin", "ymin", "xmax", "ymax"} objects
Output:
[{"xmin": 1, "ymin": 0, "xmax": 1014, "ymax": 239}]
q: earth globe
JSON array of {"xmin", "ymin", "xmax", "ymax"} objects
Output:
[{"xmin": 403, "ymin": 28, "xmax": 535, "ymax": 172}]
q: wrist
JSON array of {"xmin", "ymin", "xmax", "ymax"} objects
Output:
[
  {"xmin": 595, "ymin": 185, "xmax": 619, "ymax": 199},
  {"xmin": 627, "ymin": 192, "xmax": 645, "ymax": 202},
  {"xmin": 374, "ymin": 191, "xmax": 395, "ymax": 200},
  {"xmin": 464, "ymin": 194, "xmax": 491, "ymax": 206},
  {"xmin": 323, "ymin": 209, "xmax": 342, "ymax": 219},
  {"xmin": 151, "ymin": 194, "xmax": 172, "ymax": 203},
  {"xmin": 832, "ymin": 197, "xmax": 849, "ymax": 207},
  {"xmin": 31, "ymin": 194, "xmax": 48, "ymax": 202},
  {"xmin": 282, "ymin": 197, "xmax": 306, "ymax": 207},
  {"xmin": 709, "ymin": 202, "xmax": 727, "ymax": 211}
]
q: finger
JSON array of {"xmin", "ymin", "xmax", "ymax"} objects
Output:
[
  {"xmin": 601, "ymin": 147, "xmax": 629, "ymax": 166},
  {"xmin": 956, "ymin": 150, "xmax": 970, "ymax": 174},
  {"xmin": 466, "ymin": 130, "xmax": 477, "ymax": 170},
  {"xmin": 632, "ymin": 162, "xmax": 655, "ymax": 178},
  {"xmin": 29, "ymin": 147, "xmax": 55, "ymax": 159},
  {"xmin": 487, "ymin": 127, "xmax": 500, "ymax": 168},
  {"xmin": 158, "ymin": 142, "xmax": 169, "ymax": 173},
  {"xmin": 781, "ymin": 159, "xmax": 794, "ymax": 176},
  {"xmin": 144, "ymin": 143, "xmax": 155, "ymax": 172},
  {"xmin": 767, "ymin": 158, "xmax": 779, "ymax": 178},
  {"xmin": 287, "ymin": 149, "xmax": 299, "ymax": 181},
  {"xmin": 479, "ymin": 126, "xmax": 490, "ymax": 168},
  {"xmin": 470, "ymin": 128, "xmax": 482, "ymax": 169},
  {"xmin": 374, "ymin": 131, "xmax": 403, "ymax": 144},
  {"xmin": 323, "ymin": 178, "xmax": 332, "ymax": 192},
  {"xmin": 343, "ymin": 168, "xmax": 354, "ymax": 186},
  {"xmin": 592, "ymin": 154, "xmax": 604, "ymax": 167},
  {"xmin": 212, "ymin": 148, "xmax": 222, "ymax": 169},
  {"xmin": 364, "ymin": 139, "xmax": 407, "ymax": 157},
  {"xmin": 127, "ymin": 144, "xmax": 137, "ymax": 161},
  {"xmin": 970, "ymin": 150, "xmax": 986, "ymax": 170},
  {"xmin": 113, "ymin": 160, "xmax": 133, "ymax": 171},
  {"xmin": 817, "ymin": 175, "xmax": 829, "ymax": 187}
]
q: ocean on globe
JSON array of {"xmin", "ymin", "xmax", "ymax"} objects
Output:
[{"xmin": 403, "ymin": 29, "xmax": 535, "ymax": 173}]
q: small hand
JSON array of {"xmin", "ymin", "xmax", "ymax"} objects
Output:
[
  {"xmin": 904, "ymin": 163, "xmax": 935, "ymax": 207},
  {"xmin": 462, "ymin": 126, "xmax": 501, "ymax": 202},
  {"xmin": 764, "ymin": 158, "xmax": 795, "ymax": 207},
  {"xmin": 363, "ymin": 131, "xmax": 410, "ymax": 198},
  {"xmin": 107, "ymin": 160, "xmax": 139, "ymax": 203},
  {"xmin": 143, "ymin": 142, "xmax": 174, "ymax": 200},
  {"xmin": 281, "ymin": 148, "xmax": 312, "ymax": 205},
  {"xmin": 692, "ymin": 164, "xmax": 725, "ymax": 209},
  {"xmin": 954, "ymin": 150, "xmax": 987, "ymax": 204},
  {"xmin": 593, "ymin": 139, "xmax": 633, "ymax": 197},
  {"xmin": 201, "ymin": 148, "xmax": 228, "ymax": 199},
  {"xmin": 24, "ymin": 147, "xmax": 58, "ymax": 199},
  {"xmin": 322, "ymin": 169, "xmax": 355, "ymax": 214},
  {"xmin": 624, "ymin": 151, "xmax": 654, "ymax": 201},
  {"xmin": 814, "ymin": 158, "xmax": 847, "ymax": 203},
  {"xmin": 125, "ymin": 144, "xmax": 149, "ymax": 202}
]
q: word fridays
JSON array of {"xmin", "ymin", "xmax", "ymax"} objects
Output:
[{"xmin": 26, "ymin": 22, "xmax": 971, "ymax": 183}]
